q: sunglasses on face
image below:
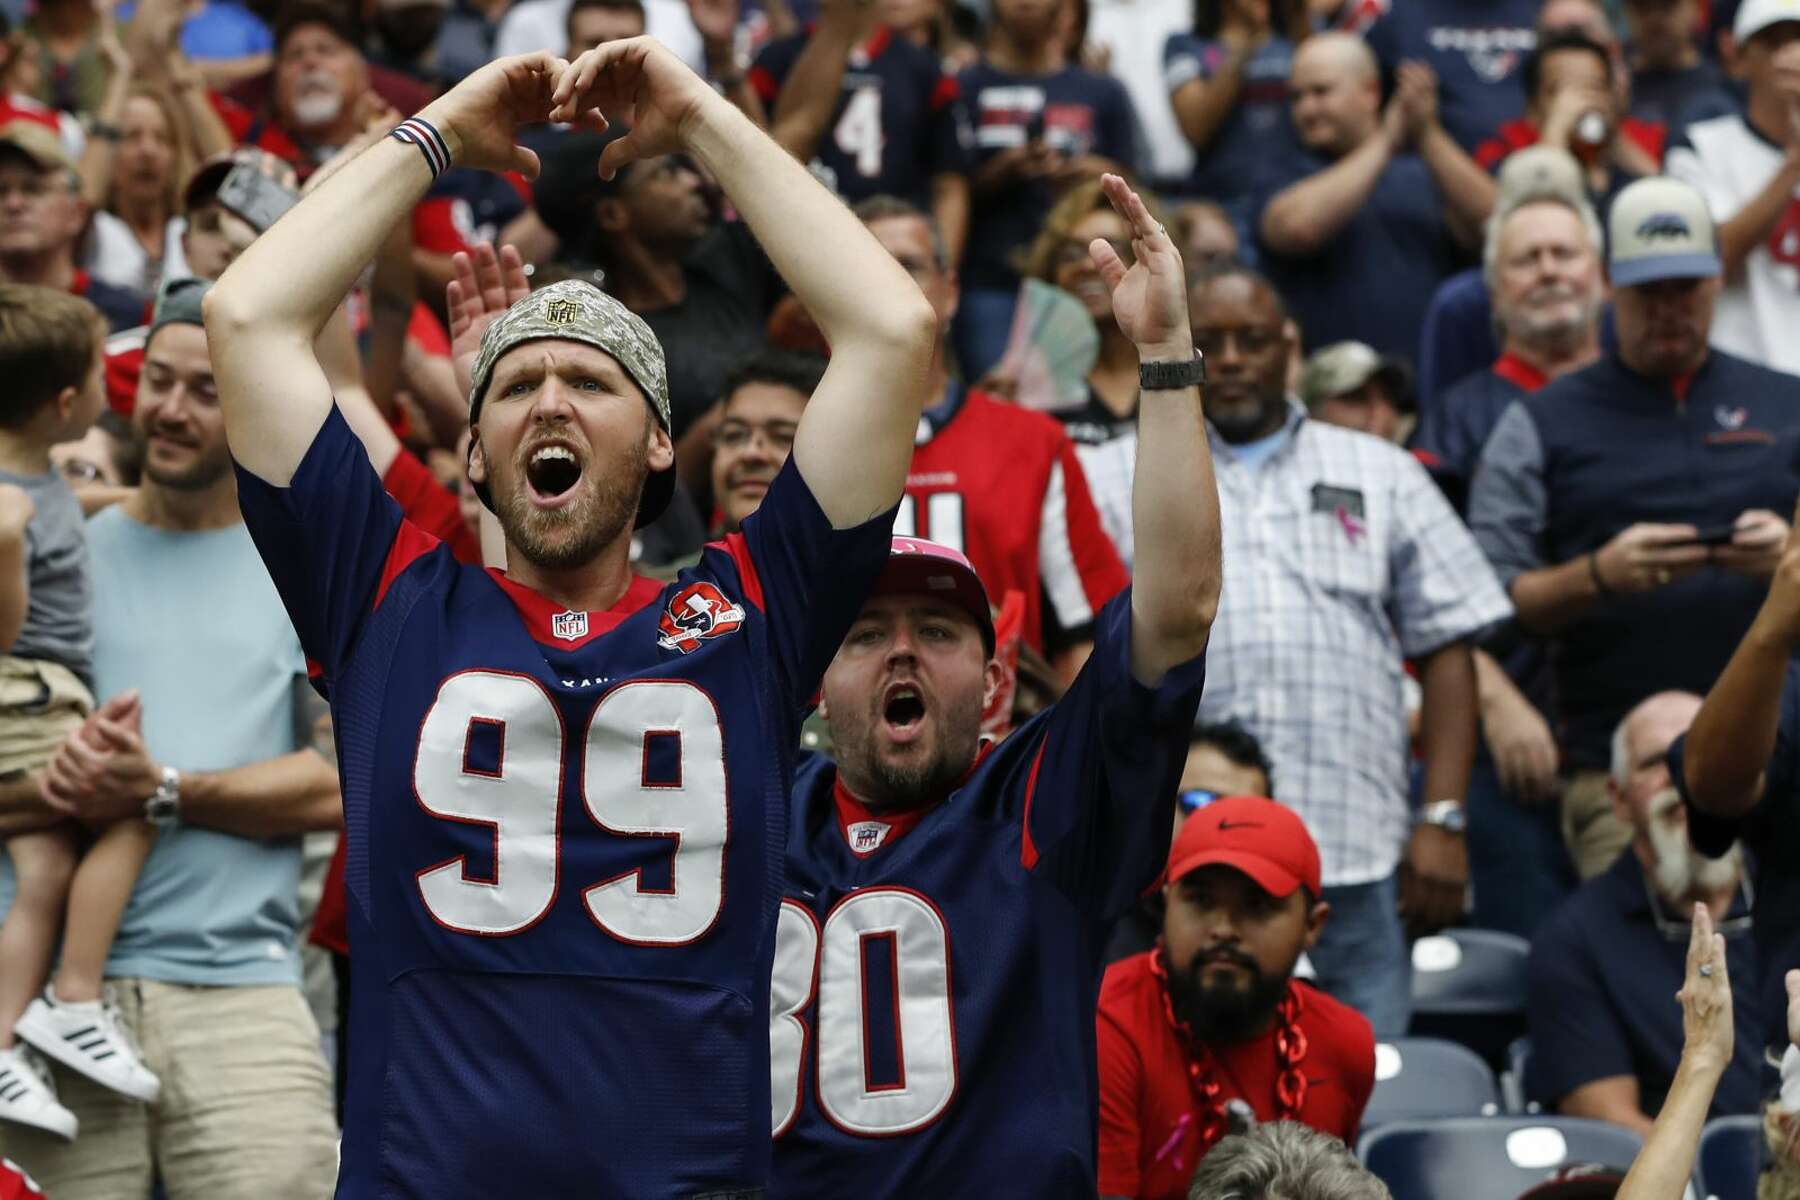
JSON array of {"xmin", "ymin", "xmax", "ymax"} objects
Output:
[{"xmin": 1179, "ymin": 788, "xmax": 1222, "ymax": 813}]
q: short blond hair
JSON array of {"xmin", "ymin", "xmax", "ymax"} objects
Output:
[{"xmin": 0, "ymin": 285, "xmax": 104, "ymax": 430}]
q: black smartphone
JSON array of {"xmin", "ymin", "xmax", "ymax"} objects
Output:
[
  {"xmin": 1684, "ymin": 522, "xmax": 1740, "ymax": 546},
  {"xmin": 215, "ymin": 161, "xmax": 298, "ymax": 234}
]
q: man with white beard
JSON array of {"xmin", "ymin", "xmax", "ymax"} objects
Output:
[
  {"xmin": 263, "ymin": 6, "xmax": 429, "ymax": 172},
  {"xmin": 1523, "ymin": 691, "xmax": 1766, "ymax": 1135}
]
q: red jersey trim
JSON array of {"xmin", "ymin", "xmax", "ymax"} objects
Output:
[
  {"xmin": 483, "ymin": 569, "xmax": 664, "ymax": 649},
  {"xmin": 748, "ymin": 63, "xmax": 780, "ymax": 104},
  {"xmin": 710, "ymin": 532, "xmax": 767, "ymax": 612},
  {"xmin": 1019, "ymin": 739, "xmax": 1047, "ymax": 869},
  {"xmin": 1672, "ymin": 370, "xmax": 1696, "ymax": 404},
  {"xmin": 374, "ymin": 521, "xmax": 442, "ymax": 612},
  {"xmin": 929, "ymin": 74, "xmax": 959, "ymax": 112},
  {"xmin": 1492, "ymin": 351, "xmax": 1550, "ymax": 394},
  {"xmin": 832, "ymin": 777, "xmax": 932, "ymax": 855}
]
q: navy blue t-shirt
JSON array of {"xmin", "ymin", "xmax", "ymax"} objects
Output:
[
  {"xmin": 1413, "ymin": 357, "xmax": 1534, "ymax": 496},
  {"xmin": 1631, "ymin": 60, "xmax": 1738, "ymax": 136},
  {"xmin": 1527, "ymin": 851, "xmax": 1763, "ymax": 1117},
  {"xmin": 234, "ymin": 407, "xmax": 896, "ymax": 1199},
  {"xmin": 957, "ymin": 62, "xmax": 1140, "ymax": 289},
  {"xmin": 1671, "ymin": 670, "xmax": 1800, "ymax": 1053},
  {"xmin": 770, "ymin": 591, "xmax": 1208, "ymax": 1198},
  {"xmin": 1364, "ymin": 0, "xmax": 1539, "ymax": 152},
  {"xmin": 1161, "ymin": 32, "xmax": 1296, "ymax": 206},
  {"xmin": 1257, "ymin": 149, "xmax": 1463, "ymax": 357},
  {"xmin": 750, "ymin": 26, "xmax": 971, "ymax": 207}
]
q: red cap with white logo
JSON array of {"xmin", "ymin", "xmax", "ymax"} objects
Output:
[
  {"xmin": 1166, "ymin": 795, "xmax": 1322, "ymax": 899},
  {"xmin": 871, "ymin": 537, "xmax": 995, "ymax": 655}
]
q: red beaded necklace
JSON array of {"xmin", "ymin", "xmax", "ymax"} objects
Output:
[{"xmin": 1151, "ymin": 946, "xmax": 1309, "ymax": 1154}]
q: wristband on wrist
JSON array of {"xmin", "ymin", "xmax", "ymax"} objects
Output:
[
  {"xmin": 1588, "ymin": 550, "xmax": 1615, "ymax": 599},
  {"xmin": 390, "ymin": 117, "xmax": 451, "ymax": 180}
]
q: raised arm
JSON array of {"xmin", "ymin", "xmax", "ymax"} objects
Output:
[
  {"xmin": 764, "ymin": 0, "xmax": 860, "ymax": 160},
  {"xmin": 553, "ymin": 37, "xmax": 937, "ymax": 527},
  {"xmin": 1684, "ymin": 497, "xmax": 1800, "ymax": 817},
  {"xmin": 204, "ymin": 53, "xmax": 566, "ymax": 486},
  {"xmin": 1616, "ymin": 906, "xmax": 1733, "ymax": 1200},
  {"xmin": 1086, "ymin": 174, "xmax": 1218, "ymax": 683},
  {"xmin": 1260, "ymin": 98, "xmax": 1404, "ymax": 256}
]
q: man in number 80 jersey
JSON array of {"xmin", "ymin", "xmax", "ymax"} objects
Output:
[
  {"xmin": 205, "ymin": 41, "xmax": 937, "ymax": 1200},
  {"xmin": 770, "ymin": 174, "xmax": 1220, "ymax": 1196}
]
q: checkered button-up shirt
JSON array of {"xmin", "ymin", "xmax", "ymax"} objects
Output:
[{"xmin": 1200, "ymin": 403, "xmax": 1512, "ymax": 886}]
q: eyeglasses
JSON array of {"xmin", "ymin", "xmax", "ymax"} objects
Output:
[
  {"xmin": 1193, "ymin": 327, "xmax": 1283, "ymax": 358},
  {"xmin": 1641, "ymin": 873, "xmax": 1755, "ymax": 943},
  {"xmin": 714, "ymin": 421, "xmax": 796, "ymax": 453},
  {"xmin": 1179, "ymin": 788, "xmax": 1222, "ymax": 813}
]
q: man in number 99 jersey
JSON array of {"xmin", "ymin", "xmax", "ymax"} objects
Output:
[
  {"xmin": 770, "ymin": 174, "xmax": 1221, "ymax": 1196},
  {"xmin": 205, "ymin": 42, "xmax": 938, "ymax": 1200}
]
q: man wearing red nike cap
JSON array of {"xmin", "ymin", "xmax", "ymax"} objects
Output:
[{"xmin": 1096, "ymin": 796, "xmax": 1376, "ymax": 1199}]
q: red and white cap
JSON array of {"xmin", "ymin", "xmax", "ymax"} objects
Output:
[
  {"xmin": 1166, "ymin": 796, "xmax": 1322, "ymax": 899},
  {"xmin": 871, "ymin": 537, "xmax": 995, "ymax": 654}
]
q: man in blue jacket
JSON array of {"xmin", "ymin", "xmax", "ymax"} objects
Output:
[{"xmin": 1470, "ymin": 174, "xmax": 1800, "ymax": 883}]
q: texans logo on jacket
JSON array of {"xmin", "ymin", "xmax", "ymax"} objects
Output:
[{"xmin": 657, "ymin": 581, "xmax": 747, "ymax": 653}]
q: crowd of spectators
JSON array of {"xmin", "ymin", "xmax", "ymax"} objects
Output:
[{"xmin": 0, "ymin": 0, "xmax": 1796, "ymax": 1194}]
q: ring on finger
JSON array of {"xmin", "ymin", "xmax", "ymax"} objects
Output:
[
  {"xmin": 1654, "ymin": 567, "xmax": 1671, "ymax": 585},
  {"xmin": 1698, "ymin": 963, "xmax": 1714, "ymax": 978}
]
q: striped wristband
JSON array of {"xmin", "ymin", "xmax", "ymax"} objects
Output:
[{"xmin": 390, "ymin": 117, "xmax": 451, "ymax": 179}]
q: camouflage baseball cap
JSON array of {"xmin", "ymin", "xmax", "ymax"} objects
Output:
[{"xmin": 466, "ymin": 281, "xmax": 676, "ymax": 527}]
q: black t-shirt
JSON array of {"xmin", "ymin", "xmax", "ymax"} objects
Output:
[
  {"xmin": 638, "ymin": 221, "xmax": 780, "ymax": 437},
  {"xmin": 956, "ymin": 61, "xmax": 1139, "ymax": 290}
]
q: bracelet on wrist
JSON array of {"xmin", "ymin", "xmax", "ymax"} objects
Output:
[
  {"xmin": 1588, "ymin": 550, "xmax": 1615, "ymax": 599},
  {"xmin": 390, "ymin": 116, "xmax": 451, "ymax": 180}
]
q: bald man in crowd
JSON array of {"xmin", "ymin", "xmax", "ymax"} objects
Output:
[{"xmin": 1257, "ymin": 32, "xmax": 1494, "ymax": 359}]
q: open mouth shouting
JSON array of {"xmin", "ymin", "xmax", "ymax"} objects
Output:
[
  {"xmin": 880, "ymin": 680, "xmax": 928, "ymax": 745},
  {"xmin": 523, "ymin": 440, "xmax": 585, "ymax": 509}
]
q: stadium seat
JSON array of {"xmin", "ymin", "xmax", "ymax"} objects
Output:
[
  {"xmin": 1500, "ymin": 1036, "xmax": 1542, "ymax": 1115},
  {"xmin": 1408, "ymin": 930, "xmax": 1532, "ymax": 1069},
  {"xmin": 1358, "ymin": 1116, "xmax": 1648, "ymax": 1200},
  {"xmin": 1363, "ymin": 1038, "xmax": 1501, "ymax": 1127},
  {"xmin": 1698, "ymin": 1115, "xmax": 1766, "ymax": 1200}
]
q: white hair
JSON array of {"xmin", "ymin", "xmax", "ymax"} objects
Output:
[{"xmin": 1187, "ymin": 1123, "xmax": 1393, "ymax": 1200}]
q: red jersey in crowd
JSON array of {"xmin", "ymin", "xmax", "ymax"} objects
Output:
[
  {"xmin": 1096, "ymin": 955, "xmax": 1375, "ymax": 1200},
  {"xmin": 0, "ymin": 1158, "xmax": 40, "ymax": 1199},
  {"xmin": 900, "ymin": 384, "xmax": 1128, "ymax": 652},
  {"xmin": 1474, "ymin": 115, "xmax": 1667, "ymax": 172}
]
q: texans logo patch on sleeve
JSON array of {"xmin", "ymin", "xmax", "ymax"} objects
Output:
[{"xmin": 657, "ymin": 582, "xmax": 747, "ymax": 653}]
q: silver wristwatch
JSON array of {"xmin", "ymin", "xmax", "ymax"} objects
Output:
[
  {"xmin": 1415, "ymin": 799, "xmax": 1467, "ymax": 835},
  {"xmin": 145, "ymin": 766, "xmax": 181, "ymax": 828}
]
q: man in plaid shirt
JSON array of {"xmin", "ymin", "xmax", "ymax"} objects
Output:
[{"xmin": 1189, "ymin": 263, "xmax": 1511, "ymax": 1035}]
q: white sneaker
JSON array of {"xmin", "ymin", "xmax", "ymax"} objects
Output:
[
  {"xmin": 0, "ymin": 1046, "xmax": 76, "ymax": 1140},
  {"xmin": 15, "ymin": 990, "xmax": 159, "ymax": 1103}
]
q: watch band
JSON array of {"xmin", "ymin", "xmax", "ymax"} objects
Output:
[
  {"xmin": 1139, "ymin": 354, "xmax": 1206, "ymax": 391},
  {"xmin": 145, "ymin": 765, "xmax": 181, "ymax": 828},
  {"xmin": 1416, "ymin": 798, "xmax": 1467, "ymax": 835}
]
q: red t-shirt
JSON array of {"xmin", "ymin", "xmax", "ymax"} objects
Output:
[
  {"xmin": 904, "ymin": 387, "xmax": 1128, "ymax": 653},
  {"xmin": 1096, "ymin": 951, "xmax": 1375, "ymax": 1200}
]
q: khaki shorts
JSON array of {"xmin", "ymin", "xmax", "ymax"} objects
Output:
[
  {"xmin": 1561, "ymin": 768, "xmax": 1634, "ymax": 881},
  {"xmin": 0, "ymin": 656, "xmax": 92, "ymax": 777},
  {"xmin": 0, "ymin": 979, "xmax": 338, "ymax": 1200}
]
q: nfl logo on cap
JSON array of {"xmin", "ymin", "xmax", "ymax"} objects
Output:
[{"xmin": 552, "ymin": 610, "xmax": 589, "ymax": 641}]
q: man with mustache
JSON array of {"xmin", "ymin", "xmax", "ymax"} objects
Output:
[
  {"xmin": 205, "ymin": 38, "xmax": 938, "ymax": 1197},
  {"xmin": 1095, "ymin": 796, "xmax": 1375, "ymax": 1198},
  {"xmin": 1525, "ymin": 691, "xmax": 1764, "ymax": 1134},
  {"xmin": 769, "ymin": 172, "xmax": 1219, "ymax": 1197},
  {"xmin": 1470, "ymin": 176, "xmax": 1800, "ymax": 885}
]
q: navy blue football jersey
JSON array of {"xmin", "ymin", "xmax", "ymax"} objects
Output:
[
  {"xmin": 749, "ymin": 27, "xmax": 971, "ymax": 206},
  {"xmin": 234, "ymin": 407, "xmax": 894, "ymax": 1199},
  {"xmin": 769, "ymin": 592, "xmax": 1207, "ymax": 1196}
]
